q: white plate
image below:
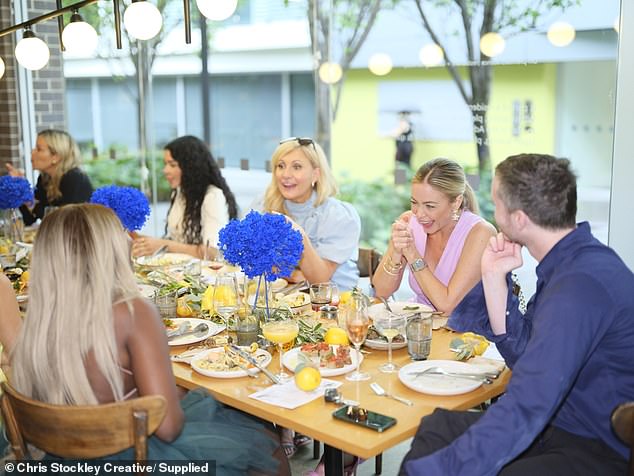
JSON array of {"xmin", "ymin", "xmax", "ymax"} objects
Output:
[
  {"xmin": 368, "ymin": 301, "xmax": 435, "ymax": 321},
  {"xmin": 164, "ymin": 318, "xmax": 224, "ymax": 346},
  {"xmin": 282, "ymin": 346, "xmax": 362, "ymax": 377},
  {"xmin": 136, "ymin": 252, "xmax": 195, "ymax": 268},
  {"xmin": 137, "ymin": 283, "xmax": 157, "ymax": 299},
  {"xmin": 398, "ymin": 359, "xmax": 483, "ymax": 396},
  {"xmin": 249, "ymin": 291, "xmax": 311, "ymax": 315},
  {"xmin": 364, "ymin": 335, "xmax": 407, "ymax": 351},
  {"xmin": 191, "ymin": 347, "xmax": 272, "ymax": 378}
]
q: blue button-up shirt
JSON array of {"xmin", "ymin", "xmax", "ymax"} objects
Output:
[{"xmin": 406, "ymin": 222, "xmax": 634, "ymax": 475}]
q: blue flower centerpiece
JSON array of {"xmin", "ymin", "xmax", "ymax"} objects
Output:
[
  {"xmin": 0, "ymin": 175, "xmax": 34, "ymax": 210},
  {"xmin": 90, "ymin": 185, "xmax": 151, "ymax": 232},
  {"xmin": 218, "ymin": 211, "xmax": 304, "ymax": 316}
]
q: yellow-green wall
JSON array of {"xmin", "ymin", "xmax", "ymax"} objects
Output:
[{"xmin": 331, "ymin": 63, "xmax": 558, "ymax": 182}]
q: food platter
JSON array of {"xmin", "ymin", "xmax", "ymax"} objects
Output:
[
  {"xmin": 282, "ymin": 345, "xmax": 362, "ymax": 377},
  {"xmin": 365, "ymin": 301, "xmax": 435, "ymax": 350},
  {"xmin": 363, "ymin": 326, "xmax": 407, "ymax": 351},
  {"xmin": 136, "ymin": 252, "xmax": 194, "ymax": 268},
  {"xmin": 191, "ymin": 347, "xmax": 272, "ymax": 378},
  {"xmin": 249, "ymin": 291, "xmax": 311, "ymax": 315}
]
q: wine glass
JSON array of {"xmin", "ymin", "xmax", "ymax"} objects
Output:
[
  {"xmin": 373, "ymin": 313, "xmax": 407, "ymax": 373},
  {"xmin": 345, "ymin": 305, "xmax": 370, "ymax": 381},
  {"xmin": 261, "ymin": 318, "xmax": 299, "ymax": 382},
  {"xmin": 213, "ymin": 273, "xmax": 239, "ymax": 339}
]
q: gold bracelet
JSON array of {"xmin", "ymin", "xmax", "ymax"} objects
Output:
[
  {"xmin": 382, "ymin": 261, "xmax": 401, "ymax": 276},
  {"xmin": 386, "ymin": 255, "xmax": 404, "ymax": 270}
]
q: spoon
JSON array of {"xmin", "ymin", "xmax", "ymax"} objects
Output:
[
  {"xmin": 379, "ymin": 297, "xmax": 394, "ymax": 313},
  {"xmin": 167, "ymin": 323, "xmax": 209, "ymax": 341},
  {"xmin": 370, "ymin": 382, "xmax": 413, "ymax": 406}
]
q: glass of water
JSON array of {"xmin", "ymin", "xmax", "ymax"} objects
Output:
[{"xmin": 406, "ymin": 313, "xmax": 433, "ymax": 360}]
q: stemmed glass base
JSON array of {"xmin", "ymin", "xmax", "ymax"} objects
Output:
[
  {"xmin": 275, "ymin": 344, "xmax": 291, "ymax": 383},
  {"xmin": 379, "ymin": 338, "xmax": 399, "ymax": 373},
  {"xmin": 346, "ymin": 345, "xmax": 370, "ymax": 381}
]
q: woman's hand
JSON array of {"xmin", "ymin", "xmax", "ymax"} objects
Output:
[
  {"xmin": 391, "ymin": 211, "xmax": 416, "ymax": 261},
  {"xmin": 5, "ymin": 163, "xmax": 24, "ymax": 177},
  {"xmin": 132, "ymin": 235, "xmax": 166, "ymax": 257}
]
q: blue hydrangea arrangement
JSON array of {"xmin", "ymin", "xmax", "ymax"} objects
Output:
[
  {"xmin": 90, "ymin": 185, "xmax": 150, "ymax": 232},
  {"xmin": 219, "ymin": 211, "xmax": 304, "ymax": 281},
  {"xmin": 0, "ymin": 176, "xmax": 34, "ymax": 209}
]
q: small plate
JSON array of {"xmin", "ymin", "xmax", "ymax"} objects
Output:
[
  {"xmin": 191, "ymin": 347, "xmax": 272, "ymax": 378},
  {"xmin": 368, "ymin": 301, "xmax": 435, "ymax": 321},
  {"xmin": 164, "ymin": 317, "xmax": 224, "ymax": 346},
  {"xmin": 398, "ymin": 359, "xmax": 483, "ymax": 396},
  {"xmin": 249, "ymin": 291, "xmax": 311, "ymax": 315},
  {"xmin": 363, "ymin": 336, "xmax": 407, "ymax": 351},
  {"xmin": 282, "ymin": 346, "xmax": 362, "ymax": 377},
  {"xmin": 137, "ymin": 283, "xmax": 157, "ymax": 299},
  {"xmin": 136, "ymin": 252, "xmax": 194, "ymax": 268}
]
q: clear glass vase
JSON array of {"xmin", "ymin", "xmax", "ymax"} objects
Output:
[{"xmin": 0, "ymin": 208, "xmax": 24, "ymax": 243}]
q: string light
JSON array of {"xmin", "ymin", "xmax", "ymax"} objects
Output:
[
  {"xmin": 0, "ymin": 57, "xmax": 5, "ymax": 79},
  {"xmin": 419, "ymin": 43, "xmax": 444, "ymax": 67},
  {"xmin": 480, "ymin": 32, "xmax": 505, "ymax": 58},
  {"xmin": 318, "ymin": 62, "xmax": 342, "ymax": 84},
  {"xmin": 124, "ymin": 0, "xmax": 163, "ymax": 41},
  {"xmin": 62, "ymin": 10, "xmax": 98, "ymax": 55},
  {"xmin": 547, "ymin": 21, "xmax": 575, "ymax": 47},
  {"xmin": 368, "ymin": 53, "xmax": 392, "ymax": 76},
  {"xmin": 15, "ymin": 29, "xmax": 50, "ymax": 71},
  {"xmin": 196, "ymin": 0, "xmax": 238, "ymax": 21}
]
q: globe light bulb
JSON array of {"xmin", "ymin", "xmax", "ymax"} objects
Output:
[
  {"xmin": 196, "ymin": 0, "xmax": 238, "ymax": 21},
  {"xmin": 480, "ymin": 32, "xmax": 505, "ymax": 58},
  {"xmin": 419, "ymin": 43, "xmax": 444, "ymax": 67},
  {"xmin": 15, "ymin": 30, "xmax": 50, "ymax": 71},
  {"xmin": 368, "ymin": 53, "xmax": 393, "ymax": 76},
  {"xmin": 124, "ymin": 1, "xmax": 163, "ymax": 41},
  {"xmin": 0, "ymin": 57, "xmax": 5, "ymax": 79},
  {"xmin": 62, "ymin": 12, "xmax": 98, "ymax": 55},
  {"xmin": 318, "ymin": 62, "xmax": 343, "ymax": 84},
  {"xmin": 547, "ymin": 21, "xmax": 575, "ymax": 47}
]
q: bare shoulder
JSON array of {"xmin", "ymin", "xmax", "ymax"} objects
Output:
[
  {"xmin": 465, "ymin": 220, "xmax": 497, "ymax": 245},
  {"xmin": 112, "ymin": 297, "xmax": 162, "ymax": 337}
]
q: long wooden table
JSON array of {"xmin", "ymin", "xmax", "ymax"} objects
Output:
[{"xmin": 172, "ymin": 328, "xmax": 510, "ymax": 475}]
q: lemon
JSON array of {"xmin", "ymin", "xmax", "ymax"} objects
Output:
[
  {"xmin": 176, "ymin": 296, "xmax": 195, "ymax": 317},
  {"xmin": 338, "ymin": 290, "xmax": 353, "ymax": 306},
  {"xmin": 294, "ymin": 365, "xmax": 321, "ymax": 391},
  {"xmin": 474, "ymin": 340, "xmax": 489, "ymax": 356},
  {"xmin": 201, "ymin": 285, "xmax": 215, "ymax": 312},
  {"xmin": 324, "ymin": 327, "xmax": 349, "ymax": 345}
]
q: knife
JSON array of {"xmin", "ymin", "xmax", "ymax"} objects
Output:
[{"xmin": 229, "ymin": 344, "xmax": 281, "ymax": 385}]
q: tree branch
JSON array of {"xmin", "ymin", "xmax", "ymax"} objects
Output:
[{"xmin": 414, "ymin": 0, "xmax": 471, "ymax": 104}]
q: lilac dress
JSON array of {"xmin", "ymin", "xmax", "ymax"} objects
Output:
[{"xmin": 407, "ymin": 210, "xmax": 483, "ymax": 309}]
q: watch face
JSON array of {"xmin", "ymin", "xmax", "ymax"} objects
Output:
[{"xmin": 411, "ymin": 258, "xmax": 426, "ymax": 272}]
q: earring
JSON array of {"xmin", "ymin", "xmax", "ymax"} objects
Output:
[
  {"xmin": 312, "ymin": 181, "xmax": 316, "ymax": 188},
  {"xmin": 451, "ymin": 209, "xmax": 460, "ymax": 221}
]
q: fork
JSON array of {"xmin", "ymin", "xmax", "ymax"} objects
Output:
[
  {"xmin": 409, "ymin": 367, "xmax": 494, "ymax": 384},
  {"xmin": 370, "ymin": 382, "xmax": 413, "ymax": 406}
]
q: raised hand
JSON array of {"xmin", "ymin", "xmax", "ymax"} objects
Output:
[
  {"xmin": 391, "ymin": 211, "xmax": 414, "ymax": 255},
  {"xmin": 5, "ymin": 163, "xmax": 25, "ymax": 177},
  {"xmin": 481, "ymin": 232, "xmax": 523, "ymax": 277}
]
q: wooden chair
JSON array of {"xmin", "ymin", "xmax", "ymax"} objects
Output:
[
  {"xmin": 0, "ymin": 382, "xmax": 167, "ymax": 462},
  {"xmin": 357, "ymin": 247, "xmax": 382, "ymax": 282},
  {"xmin": 611, "ymin": 401, "xmax": 634, "ymax": 476}
]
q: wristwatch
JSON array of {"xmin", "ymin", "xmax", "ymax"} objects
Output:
[{"xmin": 410, "ymin": 258, "xmax": 427, "ymax": 272}]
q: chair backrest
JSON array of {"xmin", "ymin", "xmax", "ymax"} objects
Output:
[
  {"xmin": 611, "ymin": 401, "xmax": 634, "ymax": 476},
  {"xmin": 0, "ymin": 382, "xmax": 167, "ymax": 461},
  {"xmin": 357, "ymin": 247, "xmax": 382, "ymax": 280}
]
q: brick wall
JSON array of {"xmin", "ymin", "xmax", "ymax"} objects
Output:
[{"xmin": 0, "ymin": 0, "xmax": 66, "ymax": 171}]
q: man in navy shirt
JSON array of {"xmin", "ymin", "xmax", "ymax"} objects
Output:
[{"xmin": 400, "ymin": 153, "xmax": 633, "ymax": 475}]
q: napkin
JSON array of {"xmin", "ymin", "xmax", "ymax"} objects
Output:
[{"xmin": 249, "ymin": 379, "xmax": 341, "ymax": 409}]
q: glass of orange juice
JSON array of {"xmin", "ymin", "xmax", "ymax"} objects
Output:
[{"xmin": 261, "ymin": 318, "xmax": 299, "ymax": 382}]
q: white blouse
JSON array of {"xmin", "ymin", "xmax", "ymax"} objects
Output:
[{"xmin": 166, "ymin": 186, "xmax": 229, "ymax": 247}]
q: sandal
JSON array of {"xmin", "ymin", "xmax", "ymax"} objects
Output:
[
  {"xmin": 293, "ymin": 433, "xmax": 312, "ymax": 448},
  {"xmin": 281, "ymin": 442, "xmax": 297, "ymax": 459},
  {"xmin": 303, "ymin": 456, "xmax": 361, "ymax": 476}
]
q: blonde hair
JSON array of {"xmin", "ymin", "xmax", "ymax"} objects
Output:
[
  {"xmin": 413, "ymin": 158, "xmax": 479, "ymax": 214},
  {"xmin": 38, "ymin": 130, "xmax": 82, "ymax": 202},
  {"xmin": 263, "ymin": 139, "xmax": 338, "ymax": 214},
  {"xmin": 11, "ymin": 204, "xmax": 140, "ymax": 405}
]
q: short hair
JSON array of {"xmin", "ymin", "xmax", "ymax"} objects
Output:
[
  {"xmin": 495, "ymin": 153, "xmax": 577, "ymax": 229},
  {"xmin": 413, "ymin": 158, "xmax": 479, "ymax": 214},
  {"xmin": 263, "ymin": 139, "xmax": 338, "ymax": 214}
]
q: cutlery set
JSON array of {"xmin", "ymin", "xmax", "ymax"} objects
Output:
[{"xmin": 408, "ymin": 367, "xmax": 499, "ymax": 384}]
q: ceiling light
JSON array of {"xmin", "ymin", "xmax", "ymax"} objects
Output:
[
  {"xmin": 419, "ymin": 43, "xmax": 444, "ymax": 67},
  {"xmin": 368, "ymin": 53, "xmax": 392, "ymax": 76},
  {"xmin": 62, "ymin": 11, "xmax": 98, "ymax": 55},
  {"xmin": 15, "ymin": 29, "xmax": 50, "ymax": 70},
  {"xmin": 318, "ymin": 62, "xmax": 342, "ymax": 84},
  {"xmin": 196, "ymin": 0, "xmax": 238, "ymax": 21},
  {"xmin": 124, "ymin": 0, "xmax": 162, "ymax": 41},
  {"xmin": 547, "ymin": 21, "xmax": 575, "ymax": 47},
  {"xmin": 480, "ymin": 32, "xmax": 505, "ymax": 58}
]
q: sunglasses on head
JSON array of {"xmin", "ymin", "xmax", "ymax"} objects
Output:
[{"xmin": 279, "ymin": 137, "xmax": 316, "ymax": 148}]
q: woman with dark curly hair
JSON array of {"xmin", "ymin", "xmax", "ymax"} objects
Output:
[{"xmin": 132, "ymin": 136, "xmax": 238, "ymax": 259}]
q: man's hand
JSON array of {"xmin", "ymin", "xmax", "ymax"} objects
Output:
[{"xmin": 481, "ymin": 232, "xmax": 523, "ymax": 277}]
